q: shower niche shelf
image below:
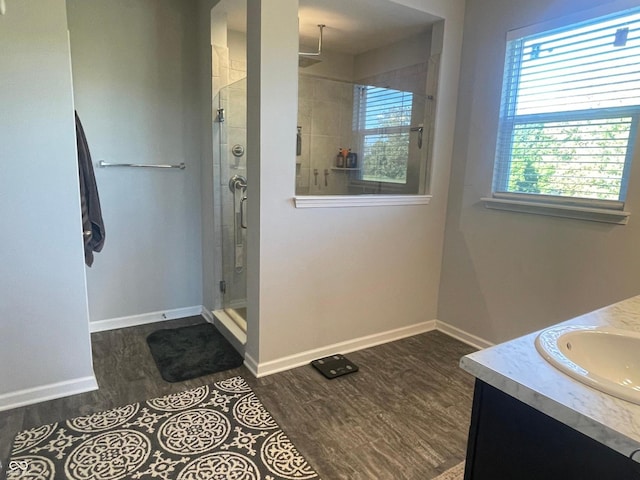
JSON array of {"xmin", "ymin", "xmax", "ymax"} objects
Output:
[{"xmin": 331, "ymin": 167, "xmax": 361, "ymax": 172}]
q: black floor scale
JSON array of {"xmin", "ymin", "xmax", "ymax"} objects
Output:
[{"xmin": 311, "ymin": 354, "xmax": 359, "ymax": 379}]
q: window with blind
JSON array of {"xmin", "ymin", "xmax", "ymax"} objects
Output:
[
  {"xmin": 355, "ymin": 85, "xmax": 414, "ymax": 184},
  {"xmin": 492, "ymin": 7, "xmax": 640, "ymax": 205}
]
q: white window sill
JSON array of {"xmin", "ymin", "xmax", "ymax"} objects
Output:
[
  {"xmin": 294, "ymin": 195, "xmax": 432, "ymax": 208},
  {"xmin": 481, "ymin": 197, "xmax": 630, "ymax": 225}
]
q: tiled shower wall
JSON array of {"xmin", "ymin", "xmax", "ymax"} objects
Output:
[
  {"xmin": 296, "ymin": 62, "xmax": 428, "ymax": 196},
  {"xmin": 296, "ymin": 75, "xmax": 355, "ymax": 195}
]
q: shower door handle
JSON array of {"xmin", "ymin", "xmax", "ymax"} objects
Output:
[
  {"xmin": 410, "ymin": 125, "xmax": 424, "ymax": 149},
  {"xmin": 240, "ymin": 195, "xmax": 247, "ymax": 229},
  {"xmin": 228, "ymin": 175, "xmax": 247, "ymax": 271},
  {"xmin": 229, "ymin": 174, "xmax": 248, "ymax": 229},
  {"xmin": 229, "ymin": 174, "xmax": 247, "ymax": 192}
]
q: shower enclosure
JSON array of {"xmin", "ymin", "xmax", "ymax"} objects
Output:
[
  {"xmin": 213, "ymin": 77, "xmax": 248, "ymax": 347},
  {"xmin": 295, "ymin": 60, "xmax": 439, "ymax": 197}
]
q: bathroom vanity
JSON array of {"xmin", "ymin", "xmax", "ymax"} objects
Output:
[{"xmin": 460, "ymin": 295, "xmax": 640, "ymax": 479}]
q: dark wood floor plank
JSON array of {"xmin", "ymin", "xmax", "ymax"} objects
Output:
[{"xmin": 0, "ymin": 318, "xmax": 475, "ymax": 479}]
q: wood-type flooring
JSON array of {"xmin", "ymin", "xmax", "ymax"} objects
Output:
[{"xmin": 0, "ymin": 317, "xmax": 475, "ymax": 479}]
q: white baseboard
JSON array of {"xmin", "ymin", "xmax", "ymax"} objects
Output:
[
  {"xmin": 0, "ymin": 376, "xmax": 98, "ymax": 413},
  {"xmin": 0, "ymin": 317, "xmax": 490, "ymax": 411},
  {"xmin": 201, "ymin": 308, "xmax": 215, "ymax": 324},
  {"xmin": 247, "ymin": 320, "xmax": 437, "ymax": 377},
  {"xmin": 244, "ymin": 319, "xmax": 492, "ymax": 378},
  {"xmin": 244, "ymin": 352, "xmax": 259, "ymax": 377},
  {"xmin": 435, "ymin": 320, "xmax": 494, "ymax": 350},
  {"xmin": 90, "ymin": 306, "xmax": 203, "ymax": 333}
]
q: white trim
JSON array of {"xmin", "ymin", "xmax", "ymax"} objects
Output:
[
  {"xmin": 507, "ymin": 0, "xmax": 640, "ymax": 40},
  {"xmin": 201, "ymin": 308, "xmax": 215, "ymax": 324},
  {"xmin": 0, "ymin": 319, "xmax": 490, "ymax": 412},
  {"xmin": 89, "ymin": 306, "xmax": 203, "ymax": 333},
  {"xmin": 493, "ymin": 192, "xmax": 625, "ymax": 211},
  {"xmin": 225, "ymin": 309, "xmax": 247, "ymax": 333},
  {"xmin": 481, "ymin": 197, "xmax": 630, "ymax": 225},
  {"xmin": 244, "ymin": 352, "xmax": 259, "ymax": 377},
  {"xmin": 294, "ymin": 194, "xmax": 432, "ymax": 208},
  {"xmin": 249, "ymin": 320, "xmax": 437, "ymax": 377},
  {"xmin": 0, "ymin": 376, "xmax": 98, "ymax": 412},
  {"xmin": 435, "ymin": 320, "xmax": 494, "ymax": 350},
  {"xmin": 245, "ymin": 320, "xmax": 493, "ymax": 378}
]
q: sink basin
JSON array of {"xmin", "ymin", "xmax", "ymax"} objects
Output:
[{"xmin": 535, "ymin": 325, "xmax": 640, "ymax": 405}]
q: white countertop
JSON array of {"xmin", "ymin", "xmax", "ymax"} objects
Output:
[{"xmin": 460, "ymin": 295, "xmax": 640, "ymax": 462}]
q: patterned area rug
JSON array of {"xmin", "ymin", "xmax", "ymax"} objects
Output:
[
  {"xmin": 7, "ymin": 376, "xmax": 319, "ymax": 480},
  {"xmin": 433, "ymin": 461, "xmax": 465, "ymax": 480}
]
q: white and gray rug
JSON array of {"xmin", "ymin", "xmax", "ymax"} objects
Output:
[{"xmin": 7, "ymin": 376, "xmax": 319, "ymax": 479}]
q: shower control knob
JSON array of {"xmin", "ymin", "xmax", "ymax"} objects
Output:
[
  {"xmin": 229, "ymin": 174, "xmax": 247, "ymax": 192},
  {"xmin": 232, "ymin": 144, "xmax": 245, "ymax": 157}
]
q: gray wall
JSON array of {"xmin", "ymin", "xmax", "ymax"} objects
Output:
[
  {"xmin": 67, "ymin": 0, "xmax": 204, "ymax": 322},
  {"xmin": 438, "ymin": 0, "xmax": 640, "ymax": 343},
  {"xmin": 0, "ymin": 0, "xmax": 94, "ymax": 397},
  {"xmin": 245, "ymin": 0, "xmax": 465, "ymax": 370}
]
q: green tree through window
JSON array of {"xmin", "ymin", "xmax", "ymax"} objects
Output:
[
  {"xmin": 494, "ymin": 8, "xmax": 640, "ymax": 202},
  {"xmin": 508, "ymin": 120, "xmax": 632, "ymax": 200},
  {"xmin": 356, "ymin": 86, "xmax": 413, "ymax": 184}
]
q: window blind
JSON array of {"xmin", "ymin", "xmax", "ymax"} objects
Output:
[
  {"xmin": 494, "ymin": 7, "xmax": 640, "ymax": 202},
  {"xmin": 355, "ymin": 86, "xmax": 414, "ymax": 183},
  {"xmin": 360, "ymin": 86, "xmax": 413, "ymax": 130}
]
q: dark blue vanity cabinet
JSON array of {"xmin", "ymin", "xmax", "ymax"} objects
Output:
[{"xmin": 463, "ymin": 380, "xmax": 640, "ymax": 480}]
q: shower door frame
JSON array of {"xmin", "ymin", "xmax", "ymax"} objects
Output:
[{"xmin": 217, "ymin": 78, "xmax": 248, "ymax": 313}]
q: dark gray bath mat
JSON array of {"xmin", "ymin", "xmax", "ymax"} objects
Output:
[{"xmin": 147, "ymin": 323, "xmax": 244, "ymax": 382}]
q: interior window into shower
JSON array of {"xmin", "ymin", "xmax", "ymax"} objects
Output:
[
  {"xmin": 296, "ymin": 76, "xmax": 435, "ymax": 195},
  {"xmin": 295, "ymin": 3, "xmax": 443, "ymax": 196}
]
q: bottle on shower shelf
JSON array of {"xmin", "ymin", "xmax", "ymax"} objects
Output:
[
  {"xmin": 336, "ymin": 149, "xmax": 345, "ymax": 168},
  {"xmin": 347, "ymin": 151, "xmax": 357, "ymax": 169}
]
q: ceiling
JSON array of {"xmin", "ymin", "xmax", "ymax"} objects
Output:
[{"xmin": 216, "ymin": 0, "xmax": 441, "ymax": 56}]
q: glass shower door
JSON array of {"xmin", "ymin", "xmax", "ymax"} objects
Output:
[{"xmin": 218, "ymin": 78, "xmax": 248, "ymax": 327}]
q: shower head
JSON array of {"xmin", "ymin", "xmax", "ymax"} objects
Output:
[
  {"xmin": 298, "ymin": 56, "xmax": 323, "ymax": 68},
  {"xmin": 298, "ymin": 24, "xmax": 325, "ymax": 68}
]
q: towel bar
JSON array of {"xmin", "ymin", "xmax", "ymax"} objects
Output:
[{"xmin": 98, "ymin": 161, "xmax": 185, "ymax": 170}]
